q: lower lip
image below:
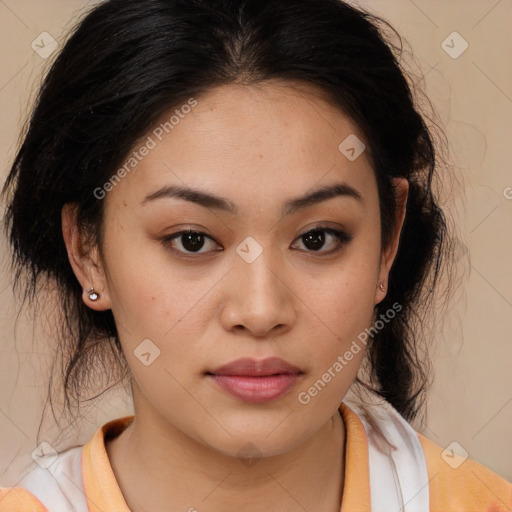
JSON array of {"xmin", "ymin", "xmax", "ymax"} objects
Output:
[{"xmin": 208, "ymin": 374, "xmax": 301, "ymax": 403}]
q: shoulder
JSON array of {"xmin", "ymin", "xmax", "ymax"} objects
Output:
[
  {"xmin": 341, "ymin": 395, "xmax": 512, "ymax": 511},
  {"xmin": 0, "ymin": 445, "xmax": 81, "ymax": 512},
  {"xmin": 0, "ymin": 416, "xmax": 134, "ymax": 512},
  {"xmin": 417, "ymin": 432, "xmax": 512, "ymax": 511},
  {"xmin": 0, "ymin": 487, "xmax": 47, "ymax": 512}
]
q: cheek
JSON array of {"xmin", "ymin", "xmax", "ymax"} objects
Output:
[
  {"xmin": 102, "ymin": 221, "xmax": 184, "ymax": 319},
  {"xmin": 295, "ymin": 257, "xmax": 379, "ymax": 408},
  {"xmin": 296, "ymin": 244, "xmax": 381, "ymax": 400},
  {"xmin": 101, "ymin": 226, "xmax": 220, "ymax": 368},
  {"xmin": 308, "ymin": 239, "xmax": 381, "ymax": 333}
]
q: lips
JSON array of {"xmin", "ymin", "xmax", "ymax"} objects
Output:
[
  {"xmin": 209, "ymin": 357, "xmax": 302, "ymax": 376},
  {"xmin": 207, "ymin": 357, "xmax": 303, "ymax": 403}
]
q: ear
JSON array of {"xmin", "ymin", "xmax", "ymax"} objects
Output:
[
  {"xmin": 374, "ymin": 177, "xmax": 409, "ymax": 306},
  {"xmin": 61, "ymin": 203, "xmax": 112, "ymax": 311}
]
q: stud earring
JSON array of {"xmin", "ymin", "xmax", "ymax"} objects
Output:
[
  {"xmin": 379, "ymin": 283, "xmax": 386, "ymax": 292},
  {"xmin": 87, "ymin": 287, "xmax": 100, "ymax": 301}
]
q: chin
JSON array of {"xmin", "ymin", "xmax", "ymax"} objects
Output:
[{"xmin": 196, "ymin": 424, "xmax": 308, "ymax": 461}]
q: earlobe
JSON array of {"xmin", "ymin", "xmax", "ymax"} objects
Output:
[
  {"xmin": 374, "ymin": 177, "xmax": 409, "ymax": 305},
  {"xmin": 61, "ymin": 203, "xmax": 111, "ymax": 311}
]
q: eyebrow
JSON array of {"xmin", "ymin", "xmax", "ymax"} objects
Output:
[{"xmin": 141, "ymin": 181, "xmax": 363, "ymax": 215}]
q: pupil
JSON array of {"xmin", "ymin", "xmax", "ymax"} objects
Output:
[
  {"xmin": 303, "ymin": 230, "xmax": 325, "ymax": 251},
  {"xmin": 182, "ymin": 232, "xmax": 204, "ymax": 252},
  {"xmin": 179, "ymin": 230, "xmax": 327, "ymax": 253}
]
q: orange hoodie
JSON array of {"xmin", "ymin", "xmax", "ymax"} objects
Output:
[{"xmin": 1, "ymin": 402, "xmax": 511, "ymax": 511}]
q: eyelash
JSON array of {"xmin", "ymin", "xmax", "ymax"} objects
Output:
[{"xmin": 162, "ymin": 226, "xmax": 352, "ymax": 259}]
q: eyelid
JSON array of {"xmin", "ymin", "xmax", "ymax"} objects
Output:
[
  {"xmin": 162, "ymin": 229, "xmax": 220, "ymax": 259},
  {"xmin": 162, "ymin": 225, "xmax": 352, "ymax": 258},
  {"xmin": 292, "ymin": 226, "xmax": 352, "ymax": 254}
]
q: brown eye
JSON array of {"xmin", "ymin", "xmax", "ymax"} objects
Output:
[
  {"xmin": 162, "ymin": 226, "xmax": 352, "ymax": 260},
  {"xmin": 163, "ymin": 230, "xmax": 220, "ymax": 256},
  {"xmin": 292, "ymin": 227, "xmax": 352, "ymax": 254}
]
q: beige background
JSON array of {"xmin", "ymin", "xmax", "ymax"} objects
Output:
[{"xmin": 1, "ymin": 0, "xmax": 511, "ymax": 486}]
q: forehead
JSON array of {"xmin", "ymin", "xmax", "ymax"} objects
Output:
[{"xmin": 103, "ymin": 81, "xmax": 376, "ymax": 213}]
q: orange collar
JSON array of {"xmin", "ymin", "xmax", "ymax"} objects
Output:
[{"xmin": 81, "ymin": 403, "xmax": 371, "ymax": 512}]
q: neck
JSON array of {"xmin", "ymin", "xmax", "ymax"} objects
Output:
[{"xmin": 106, "ymin": 407, "xmax": 346, "ymax": 512}]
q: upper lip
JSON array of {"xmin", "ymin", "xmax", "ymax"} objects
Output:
[{"xmin": 209, "ymin": 357, "xmax": 302, "ymax": 376}]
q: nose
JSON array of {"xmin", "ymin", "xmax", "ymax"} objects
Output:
[{"xmin": 219, "ymin": 247, "xmax": 297, "ymax": 338}]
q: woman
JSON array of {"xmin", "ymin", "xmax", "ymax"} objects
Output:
[{"xmin": 1, "ymin": 0, "xmax": 510, "ymax": 511}]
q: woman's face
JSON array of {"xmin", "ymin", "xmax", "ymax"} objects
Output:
[{"xmin": 65, "ymin": 81, "xmax": 407, "ymax": 458}]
